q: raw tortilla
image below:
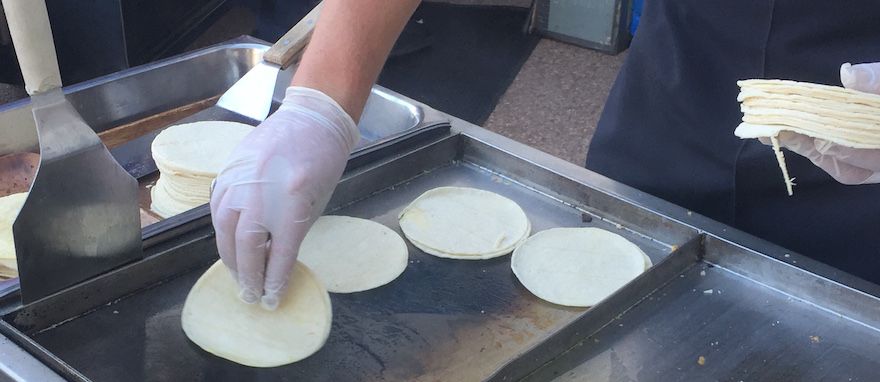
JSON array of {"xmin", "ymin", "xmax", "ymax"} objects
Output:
[
  {"xmin": 150, "ymin": 121, "xmax": 253, "ymax": 218},
  {"xmin": 0, "ymin": 192, "xmax": 27, "ymax": 278},
  {"xmin": 734, "ymin": 79, "xmax": 880, "ymax": 195},
  {"xmin": 181, "ymin": 260, "xmax": 331, "ymax": 367},
  {"xmin": 511, "ymin": 227, "xmax": 647, "ymax": 307},
  {"xmin": 298, "ymin": 216, "xmax": 408, "ymax": 293},
  {"xmin": 398, "ymin": 187, "xmax": 531, "ymax": 260}
]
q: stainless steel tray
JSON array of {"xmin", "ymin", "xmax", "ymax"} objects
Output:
[
  {"xmin": 3, "ymin": 115, "xmax": 878, "ymax": 381},
  {"xmin": 0, "ymin": 36, "xmax": 427, "ymax": 160}
]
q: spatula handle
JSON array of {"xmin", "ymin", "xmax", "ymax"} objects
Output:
[
  {"xmin": 263, "ymin": 1, "xmax": 324, "ymax": 69},
  {"xmin": 1, "ymin": 0, "xmax": 62, "ymax": 94}
]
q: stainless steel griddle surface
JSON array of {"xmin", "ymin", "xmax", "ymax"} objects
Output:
[
  {"xmin": 26, "ymin": 161, "xmax": 676, "ymax": 382},
  {"xmin": 529, "ymin": 263, "xmax": 880, "ymax": 381}
]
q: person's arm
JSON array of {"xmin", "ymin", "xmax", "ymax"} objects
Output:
[
  {"xmin": 211, "ymin": 0, "xmax": 420, "ymax": 311},
  {"xmin": 294, "ymin": 0, "xmax": 421, "ymax": 121}
]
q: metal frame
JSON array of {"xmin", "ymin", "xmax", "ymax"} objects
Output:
[{"xmin": 530, "ymin": 0, "xmax": 633, "ymax": 54}]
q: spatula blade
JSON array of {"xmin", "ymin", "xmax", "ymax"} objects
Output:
[
  {"xmin": 14, "ymin": 90, "xmax": 142, "ymax": 302},
  {"xmin": 215, "ymin": 62, "xmax": 280, "ymax": 122}
]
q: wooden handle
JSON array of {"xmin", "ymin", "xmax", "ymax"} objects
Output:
[
  {"xmin": 1, "ymin": 0, "xmax": 62, "ymax": 94},
  {"xmin": 262, "ymin": 1, "xmax": 324, "ymax": 69}
]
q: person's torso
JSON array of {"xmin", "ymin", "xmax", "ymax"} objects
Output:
[{"xmin": 585, "ymin": 0, "xmax": 880, "ymax": 282}]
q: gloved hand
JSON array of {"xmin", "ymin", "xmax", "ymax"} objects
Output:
[
  {"xmin": 760, "ymin": 62, "xmax": 880, "ymax": 185},
  {"xmin": 841, "ymin": 62, "xmax": 880, "ymax": 94},
  {"xmin": 210, "ymin": 87, "xmax": 359, "ymax": 310}
]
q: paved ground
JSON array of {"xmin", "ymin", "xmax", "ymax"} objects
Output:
[{"xmin": 484, "ymin": 39, "xmax": 626, "ymax": 165}]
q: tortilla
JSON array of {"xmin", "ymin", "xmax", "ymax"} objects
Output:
[
  {"xmin": 0, "ymin": 192, "xmax": 27, "ymax": 279},
  {"xmin": 298, "ymin": 216, "xmax": 408, "ymax": 293},
  {"xmin": 511, "ymin": 227, "xmax": 647, "ymax": 307},
  {"xmin": 398, "ymin": 187, "xmax": 530, "ymax": 260},
  {"xmin": 150, "ymin": 121, "xmax": 253, "ymax": 218},
  {"xmin": 734, "ymin": 79, "xmax": 880, "ymax": 195},
  {"xmin": 181, "ymin": 260, "xmax": 331, "ymax": 367}
]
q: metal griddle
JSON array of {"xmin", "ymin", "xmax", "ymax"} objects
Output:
[{"xmin": 1, "ymin": 38, "xmax": 880, "ymax": 381}]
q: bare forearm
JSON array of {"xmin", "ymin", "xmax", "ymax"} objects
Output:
[{"xmin": 292, "ymin": 0, "xmax": 420, "ymax": 121}]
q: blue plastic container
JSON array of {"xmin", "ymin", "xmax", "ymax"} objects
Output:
[{"xmin": 630, "ymin": 0, "xmax": 644, "ymax": 36}]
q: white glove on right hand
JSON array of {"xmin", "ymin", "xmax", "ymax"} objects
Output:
[{"xmin": 210, "ymin": 87, "xmax": 359, "ymax": 310}]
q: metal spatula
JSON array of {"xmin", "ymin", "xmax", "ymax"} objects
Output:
[
  {"xmin": 3, "ymin": 0, "xmax": 142, "ymax": 303},
  {"xmin": 215, "ymin": 1, "xmax": 324, "ymax": 121}
]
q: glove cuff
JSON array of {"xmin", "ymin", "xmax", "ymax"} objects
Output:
[{"xmin": 281, "ymin": 86, "xmax": 361, "ymax": 151}]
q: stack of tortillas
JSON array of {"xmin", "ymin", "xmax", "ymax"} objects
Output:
[
  {"xmin": 151, "ymin": 121, "xmax": 252, "ymax": 218},
  {"xmin": 0, "ymin": 192, "xmax": 26, "ymax": 279},
  {"xmin": 735, "ymin": 79, "xmax": 880, "ymax": 195},
  {"xmin": 398, "ymin": 187, "xmax": 531, "ymax": 260}
]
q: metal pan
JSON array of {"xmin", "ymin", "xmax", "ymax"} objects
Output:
[
  {"xmin": 5, "ymin": 117, "xmax": 880, "ymax": 380},
  {"xmin": 0, "ymin": 125, "xmax": 692, "ymax": 381},
  {"xmin": 0, "ymin": 36, "xmax": 428, "ymax": 166}
]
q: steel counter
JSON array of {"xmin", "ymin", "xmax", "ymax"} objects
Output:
[{"xmin": 1, "ymin": 38, "xmax": 879, "ymax": 382}]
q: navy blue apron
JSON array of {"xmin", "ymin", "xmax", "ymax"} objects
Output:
[{"xmin": 586, "ymin": 0, "xmax": 880, "ymax": 283}]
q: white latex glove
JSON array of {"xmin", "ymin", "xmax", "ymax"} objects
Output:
[
  {"xmin": 759, "ymin": 62, "xmax": 880, "ymax": 185},
  {"xmin": 210, "ymin": 87, "xmax": 359, "ymax": 310},
  {"xmin": 841, "ymin": 62, "xmax": 880, "ymax": 94}
]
